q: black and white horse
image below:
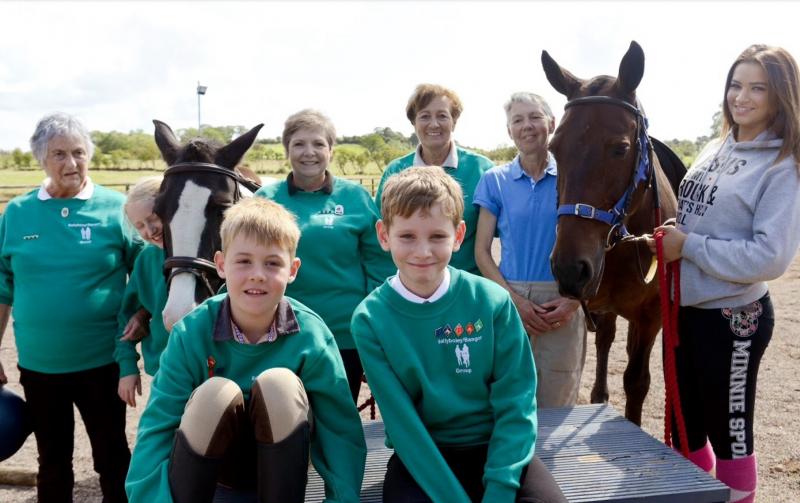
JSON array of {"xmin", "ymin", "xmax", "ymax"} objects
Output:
[{"xmin": 152, "ymin": 120, "xmax": 263, "ymax": 331}]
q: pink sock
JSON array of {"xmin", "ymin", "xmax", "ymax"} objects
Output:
[
  {"xmin": 716, "ymin": 454, "xmax": 757, "ymax": 503},
  {"xmin": 687, "ymin": 441, "xmax": 716, "ymax": 473}
]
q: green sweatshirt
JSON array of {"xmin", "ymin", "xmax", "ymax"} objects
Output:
[
  {"xmin": 114, "ymin": 244, "xmax": 169, "ymax": 377},
  {"xmin": 351, "ymin": 268, "xmax": 537, "ymax": 503},
  {"xmin": 126, "ymin": 294, "xmax": 366, "ymax": 503},
  {"xmin": 256, "ymin": 176, "xmax": 394, "ymax": 349},
  {"xmin": 0, "ymin": 186, "xmax": 142, "ymax": 373},
  {"xmin": 375, "ymin": 147, "xmax": 493, "ymax": 275}
]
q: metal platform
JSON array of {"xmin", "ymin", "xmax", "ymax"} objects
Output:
[{"xmin": 306, "ymin": 403, "xmax": 730, "ymax": 502}]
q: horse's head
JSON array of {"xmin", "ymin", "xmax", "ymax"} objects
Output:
[
  {"xmin": 541, "ymin": 41, "xmax": 651, "ymax": 300},
  {"xmin": 152, "ymin": 120, "xmax": 263, "ymax": 331}
]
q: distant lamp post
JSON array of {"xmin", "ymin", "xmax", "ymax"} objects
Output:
[{"xmin": 196, "ymin": 82, "xmax": 208, "ymax": 131}]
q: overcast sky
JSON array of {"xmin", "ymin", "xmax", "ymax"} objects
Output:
[{"xmin": 2, "ymin": 1, "xmax": 799, "ymax": 152}]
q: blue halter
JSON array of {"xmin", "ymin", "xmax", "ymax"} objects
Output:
[{"xmin": 556, "ymin": 96, "xmax": 654, "ymax": 249}]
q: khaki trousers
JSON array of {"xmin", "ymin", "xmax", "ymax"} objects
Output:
[{"xmin": 508, "ymin": 281, "xmax": 587, "ymax": 408}]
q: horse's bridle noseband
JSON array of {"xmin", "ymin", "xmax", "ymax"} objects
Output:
[
  {"xmin": 556, "ymin": 95, "xmax": 659, "ymax": 251},
  {"xmin": 161, "ymin": 162, "xmax": 262, "ymax": 297}
]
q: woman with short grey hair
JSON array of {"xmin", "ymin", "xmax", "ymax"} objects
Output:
[
  {"xmin": 475, "ymin": 92, "xmax": 586, "ymax": 408},
  {"xmin": 0, "ymin": 112, "xmax": 142, "ymax": 502}
]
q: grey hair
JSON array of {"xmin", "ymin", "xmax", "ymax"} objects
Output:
[
  {"xmin": 29, "ymin": 112, "xmax": 95, "ymax": 166},
  {"xmin": 503, "ymin": 92, "xmax": 554, "ymax": 124},
  {"xmin": 281, "ymin": 109, "xmax": 336, "ymax": 152}
]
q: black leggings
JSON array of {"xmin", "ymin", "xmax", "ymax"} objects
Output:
[
  {"xmin": 19, "ymin": 363, "xmax": 130, "ymax": 503},
  {"xmin": 671, "ymin": 293, "xmax": 774, "ymax": 459},
  {"xmin": 383, "ymin": 444, "xmax": 566, "ymax": 503}
]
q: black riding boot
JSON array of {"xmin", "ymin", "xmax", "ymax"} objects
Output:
[
  {"xmin": 168, "ymin": 430, "xmax": 223, "ymax": 503},
  {"xmin": 256, "ymin": 422, "xmax": 310, "ymax": 503}
]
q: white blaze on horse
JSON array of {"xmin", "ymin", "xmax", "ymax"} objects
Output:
[{"xmin": 152, "ymin": 120, "xmax": 263, "ymax": 331}]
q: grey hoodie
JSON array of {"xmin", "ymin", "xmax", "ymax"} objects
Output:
[{"xmin": 677, "ymin": 130, "xmax": 800, "ymax": 308}]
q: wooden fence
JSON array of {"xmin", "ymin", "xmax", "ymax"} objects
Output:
[{"xmin": 0, "ymin": 176, "xmax": 381, "ymax": 210}]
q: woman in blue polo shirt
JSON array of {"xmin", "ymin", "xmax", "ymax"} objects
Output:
[{"xmin": 474, "ymin": 92, "xmax": 585, "ymax": 408}]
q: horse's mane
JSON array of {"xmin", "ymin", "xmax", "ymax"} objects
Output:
[{"xmin": 651, "ymin": 137, "xmax": 687, "ymax": 196}]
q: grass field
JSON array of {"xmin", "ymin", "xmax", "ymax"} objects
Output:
[{"xmin": 0, "ymin": 167, "xmax": 382, "ymax": 209}]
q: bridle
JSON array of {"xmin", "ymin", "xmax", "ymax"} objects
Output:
[
  {"xmin": 161, "ymin": 162, "xmax": 262, "ymax": 297},
  {"xmin": 555, "ymin": 96, "xmax": 663, "ymax": 330},
  {"xmin": 556, "ymin": 95, "xmax": 660, "ymax": 251}
]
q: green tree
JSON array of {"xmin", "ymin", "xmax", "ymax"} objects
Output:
[
  {"xmin": 360, "ymin": 134, "xmax": 387, "ymax": 170},
  {"xmin": 11, "ymin": 149, "xmax": 24, "ymax": 168},
  {"xmin": 177, "ymin": 125, "xmax": 247, "ymax": 144},
  {"xmin": 129, "ymin": 132, "xmax": 160, "ymax": 168},
  {"xmin": 353, "ymin": 152, "xmax": 369, "ymax": 174},
  {"xmin": 710, "ymin": 103, "xmax": 723, "ymax": 138},
  {"xmin": 333, "ymin": 149, "xmax": 354, "ymax": 175}
]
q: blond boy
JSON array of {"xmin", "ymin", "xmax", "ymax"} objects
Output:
[
  {"xmin": 352, "ymin": 166, "xmax": 565, "ymax": 502},
  {"xmin": 126, "ymin": 198, "xmax": 365, "ymax": 502}
]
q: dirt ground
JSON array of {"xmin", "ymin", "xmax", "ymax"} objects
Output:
[{"xmin": 1, "ymin": 256, "xmax": 799, "ymax": 501}]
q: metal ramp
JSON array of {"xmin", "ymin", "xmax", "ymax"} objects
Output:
[{"xmin": 306, "ymin": 404, "xmax": 729, "ymax": 502}]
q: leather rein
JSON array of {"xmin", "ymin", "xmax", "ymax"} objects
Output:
[{"xmin": 161, "ymin": 162, "xmax": 262, "ymax": 297}]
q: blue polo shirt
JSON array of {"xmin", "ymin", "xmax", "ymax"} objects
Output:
[{"xmin": 473, "ymin": 154, "xmax": 558, "ymax": 282}]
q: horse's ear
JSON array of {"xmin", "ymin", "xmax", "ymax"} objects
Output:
[
  {"xmin": 153, "ymin": 120, "xmax": 181, "ymax": 166},
  {"xmin": 541, "ymin": 50, "xmax": 581, "ymax": 98},
  {"xmin": 215, "ymin": 124, "xmax": 265, "ymax": 169},
  {"xmin": 616, "ymin": 41, "xmax": 645, "ymax": 96}
]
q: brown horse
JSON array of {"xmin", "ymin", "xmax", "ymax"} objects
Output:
[{"xmin": 541, "ymin": 41, "xmax": 684, "ymax": 425}]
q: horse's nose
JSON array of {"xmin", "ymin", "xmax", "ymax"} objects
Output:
[{"xmin": 553, "ymin": 258, "xmax": 594, "ymax": 299}]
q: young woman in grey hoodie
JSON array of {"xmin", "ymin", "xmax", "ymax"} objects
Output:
[{"xmin": 648, "ymin": 44, "xmax": 800, "ymax": 503}]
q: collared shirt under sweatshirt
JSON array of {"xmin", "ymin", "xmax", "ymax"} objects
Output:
[
  {"xmin": 375, "ymin": 146, "xmax": 494, "ymax": 275},
  {"xmin": 676, "ymin": 131, "xmax": 800, "ymax": 308},
  {"xmin": 125, "ymin": 294, "xmax": 366, "ymax": 503},
  {"xmin": 351, "ymin": 267, "xmax": 537, "ymax": 503}
]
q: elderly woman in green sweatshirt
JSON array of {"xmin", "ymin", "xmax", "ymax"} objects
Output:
[
  {"xmin": 0, "ymin": 112, "xmax": 142, "ymax": 502},
  {"xmin": 256, "ymin": 108, "xmax": 394, "ymax": 402}
]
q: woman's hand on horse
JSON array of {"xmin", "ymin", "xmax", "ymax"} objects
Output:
[
  {"xmin": 645, "ymin": 225, "xmax": 686, "ymax": 263},
  {"xmin": 118, "ymin": 374, "xmax": 142, "ymax": 407},
  {"xmin": 121, "ymin": 308, "xmax": 151, "ymax": 342}
]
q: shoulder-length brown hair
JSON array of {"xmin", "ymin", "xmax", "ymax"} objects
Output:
[{"xmin": 721, "ymin": 44, "xmax": 800, "ymax": 165}]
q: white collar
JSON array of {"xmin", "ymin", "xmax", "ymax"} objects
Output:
[
  {"xmin": 38, "ymin": 177, "xmax": 95, "ymax": 201},
  {"xmin": 412, "ymin": 140, "xmax": 459, "ymax": 169},
  {"xmin": 389, "ymin": 268, "xmax": 450, "ymax": 304}
]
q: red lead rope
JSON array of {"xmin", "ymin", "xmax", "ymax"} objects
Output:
[{"xmin": 654, "ymin": 229, "xmax": 689, "ymax": 457}]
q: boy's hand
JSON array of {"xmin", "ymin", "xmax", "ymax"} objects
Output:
[
  {"xmin": 118, "ymin": 374, "xmax": 142, "ymax": 407},
  {"xmin": 540, "ymin": 297, "xmax": 580, "ymax": 329},
  {"xmin": 511, "ymin": 293, "xmax": 553, "ymax": 337},
  {"xmin": 0, "ymin": 361, "xmax": 6, "ymax": 385},
  {"xmin": 121, "ymin": 308, "xmax": 151, "ymax": 342}
]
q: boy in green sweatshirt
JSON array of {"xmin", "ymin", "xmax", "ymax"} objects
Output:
[
  {"xmin": 126, "ymin": 197, "xmax": 366, "ymax": 503},
  {"xmin": 351, "ymin": 166, "xmax": 565, "ymax": 503}
]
